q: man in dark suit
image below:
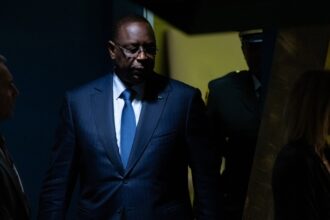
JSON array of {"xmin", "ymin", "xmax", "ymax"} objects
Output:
[
  {"xmin": 0, "ymin": 54, "xmax": 30, "ymax": 219},
  {"xmin": 206, "ymin": 30, "xmax": 264, "ymax": 220},
  {"xmin": 38, "ymin": 15, "xmax": 222, "ymax": 220}
]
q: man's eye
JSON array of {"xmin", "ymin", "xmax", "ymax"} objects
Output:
[
  {"xmin": 146, "ymin": 46, "xmax": 157, "ymax": 54},
  {"xmin": 125, "ymin": 47, "xmax": 139, "ymax": 53}
]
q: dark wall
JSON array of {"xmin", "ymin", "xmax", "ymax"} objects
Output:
[
  {"xmin": 134, "ymin": 0, "xmax": 330, "ymax": 34},
  {"xmin": 0, "ymin": 0, "xmax": 142, "ymax": 219}
]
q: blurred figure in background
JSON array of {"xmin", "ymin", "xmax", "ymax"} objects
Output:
[
  {"xmin": 206, "ymin": 30, "xmax": 264, "ymax": 220},
  {"xmin": 272, "ymin": 70, "xmax": 330, "ymax": 220},
  {"xmin": 0, "ymin": 54, "xmax": 30, "ymax": 219}
]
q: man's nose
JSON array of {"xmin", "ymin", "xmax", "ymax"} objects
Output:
[{"xmin": 136, "ymin": 49, "xmax": 147, "ymax": 59}]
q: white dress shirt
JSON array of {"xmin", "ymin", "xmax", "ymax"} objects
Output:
[
  {"xmin": 113, "ymin": 73, "xmax": 143, "ymax": 154},
  {"xmin": 251, "ymin": 74, "xmax": 262, "ymax": 99}
]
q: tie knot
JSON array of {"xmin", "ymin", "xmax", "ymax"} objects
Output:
[{"xmin": 121, "ymin": 89, "xmax": 135, "ymax": 101}]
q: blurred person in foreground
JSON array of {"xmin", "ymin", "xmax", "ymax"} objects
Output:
[
  {"xmin": 272, "ymin": 70, "xmax": 330, "ymax": 220},
  {"xmin": 0, "ymin": 54, "xmax": 30, "ymax": 219}
]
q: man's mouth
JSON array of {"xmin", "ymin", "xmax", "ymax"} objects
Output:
[{"xmin": 133, "ymin": 66, "xmax": 145, "ymax": 70}]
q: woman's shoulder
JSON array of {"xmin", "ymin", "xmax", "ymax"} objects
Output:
[{"xmin": 274, "ymin": 141, "xmax": 315, "ymax": 170}]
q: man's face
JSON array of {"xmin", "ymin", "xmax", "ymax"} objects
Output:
[
  {"xmin": 0, "ymin": 63, "xmax": 19, "ymax": 121},
  {"xmin": 108, "ymin": 21, "xmax": 156, "ymax": 86},
  {"xmin": 242, "ymin": 42, "xmax": 263, "ymax": 79}
]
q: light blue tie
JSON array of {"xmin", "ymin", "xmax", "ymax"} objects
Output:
[{"xmin": 120, "ymin": 89, "xmax": 136, "ymax": 168}]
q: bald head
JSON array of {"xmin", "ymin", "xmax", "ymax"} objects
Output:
[
  {"xmin": 112, "ymin": 15, "xmax": 155, "ymax": 42},
  {"xmin": 0, "ymin": 55, "xmax": 19, "ymax": 121},
  {"xmin": 0, "ymin": 54, "xmax": 7, "ymax": 65}
]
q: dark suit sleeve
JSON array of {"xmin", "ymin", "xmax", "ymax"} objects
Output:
[
  {"xmin": 38, "ymin": 94, "xmax": 79, "ymax": 220},
  {"xmin": 0, "ymin": 165, "xmax": 14, "ymax": 220},
  {"xmin": 186, "ymin": 89, "xmax": 223, "ymax": 220},
  {"xmin": 205, "ymin": 82, "xmax": 226, "ymax": 162}
]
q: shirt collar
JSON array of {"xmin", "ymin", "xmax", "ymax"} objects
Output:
[
  {"xmin": 251, "ymin": 73, "xmax": 261, "ymax": 91},
  {"xmin": 113, "ymin": 73, "xmax": 144, "ymax": 100}
]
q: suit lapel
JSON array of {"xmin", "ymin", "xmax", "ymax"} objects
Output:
[
  {"xmin": 0, "ymin": 154, "xmax": 21, "ymax": 192},
  {"xmin": 0, "ymin": 154, "xmax": 30, "ymax": 216},
  {"xmin": 91, "ymin": 74, "xmax": 124, "ymax": 173},
  {"xmin": 125, "ymin": 74, "xmax": 170, "ymax": 174},
  {"xmin": 0, "ymin": 140, "xmax": 23, "ymax": 194},
  {"xmin": 237, "ymin": 73, "xmax": 259, "ymax": 114}
]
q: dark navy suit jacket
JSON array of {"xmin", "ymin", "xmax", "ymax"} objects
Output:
[
  {"xmin": 0, "ymin": 137, "xmax": 30, "ymax": 220},
  {"xmin": 38, "ymin": 72, "xmax": 222, "ymax": 220}
]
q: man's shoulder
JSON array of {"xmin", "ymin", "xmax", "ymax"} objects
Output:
[
  {"xmin": 150, "ymin": 72, "xmax": 198, "ymax": 92},
  {"xmin": 67, "ymin": 73, "xmax": 112, "ymax": 95},
  {"xmin": 209, "ymin": 70, "xmax": 249, "ymax": 83},
  {"xmin": 208, "ymin": 70, "xmax": 250, "ymax": 88}
]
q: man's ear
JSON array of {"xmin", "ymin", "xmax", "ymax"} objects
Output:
[{"xmin": 108, "ymin": 41, "xmax": 116, "ymax": 59}]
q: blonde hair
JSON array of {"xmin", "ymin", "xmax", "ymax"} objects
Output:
[{"xmin": 284, "ymin": 70, "xmax": 330, "ymax": 152}]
